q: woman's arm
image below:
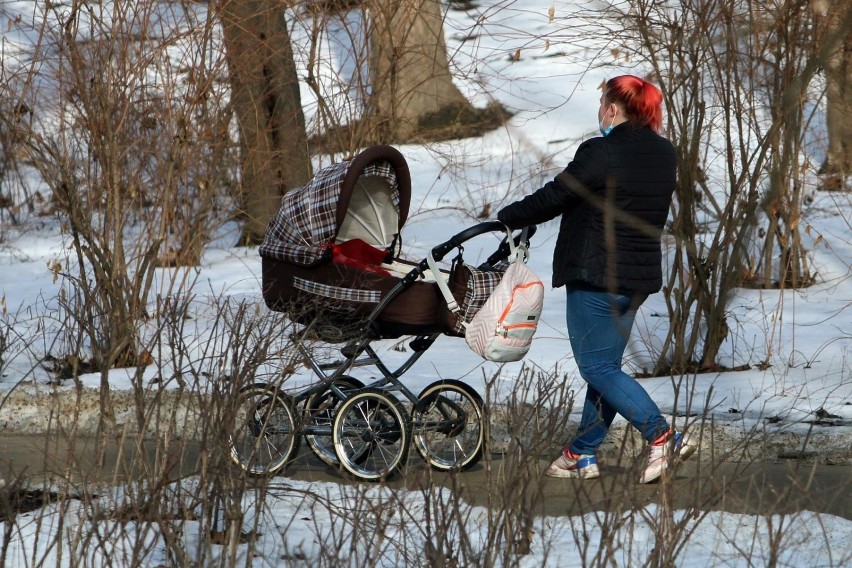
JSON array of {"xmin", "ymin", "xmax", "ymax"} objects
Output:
[{"xmin": 497, "ymin": 139, "xmax": 608, "ymax": 229}]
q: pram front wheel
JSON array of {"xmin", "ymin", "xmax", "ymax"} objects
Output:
[
  {"xmin": 304, "ymin": 376, "xmax": 365, "ymax": 466},
  {"xmin": 228, "ymin": 383, "xmax": 300, "ymax": 476},
  {"xmin": 412, "ymin": 380, "xmax": 484, "ymax": 471},
  {"xmin": 333, "ymin": 388, "xmax": 411, "ymax": 481}
]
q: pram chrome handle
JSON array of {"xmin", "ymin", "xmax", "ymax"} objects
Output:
[{"xmin": 428, "ymin": 221, "xmax": 536, "ymax": 263}]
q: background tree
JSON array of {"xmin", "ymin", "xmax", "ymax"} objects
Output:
[
  {"xmin": 217, "ymin": 0, "xmax": 312, "ymax": 244},
  {"xmin": 613, "ymin": 0, "xmax": 823, "ymax": 372},
  {"xmin": 364, "ymin": 0, "xmax": 481, "ymax": 142},
  {"xmin": 810, "ymin": 1, "xmax": 851, "ymax": 182}
]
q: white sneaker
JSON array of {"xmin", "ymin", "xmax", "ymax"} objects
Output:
[
  {"xmin": 546, "ymin": 450, "xmax": 600, "ymax": 479},
  {"xmin": 639, "ymin": 430, "xmax": 696, "ymax": 484}
]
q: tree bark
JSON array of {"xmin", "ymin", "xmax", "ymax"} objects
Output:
[
  {"xmin": 366, "ymin": 0, "xmax": 471, "ymax": 141},
  {"xmin": 218, "ymin": 0, "xmax": 312, "ymax": 244},
  {"xmin": 811, "ymin": 1, "xmax": 851, "ymax": 178}
]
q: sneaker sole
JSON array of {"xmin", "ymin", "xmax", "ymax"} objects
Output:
[
  {"xmin": 639, "ymin": 440, "xmax": 697, "ymax": 484},
  {"xmin": 679, "ymin": 443, "xmax": 697, "ymax": 461},
  {"xmin": 546, "ymin": 465, "xmax": 600, "ymax": 479}
]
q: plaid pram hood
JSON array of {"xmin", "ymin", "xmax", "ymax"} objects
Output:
[{"xmin": 259, "ymin": 145, "xmax": 412, "ymax": 266}]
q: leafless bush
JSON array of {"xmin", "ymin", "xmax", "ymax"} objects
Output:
[
  {"xmin": 477, "ymin": 365, "xmax": 578, "ymax": 563},
  {"xmin": 586, "ymin": 0, "xmax": 844, "ymax": 371},
  {"xmin": 2, "ymin": 328, "xmax": 847, "ymax": 566},
  {"xmin": 140, "ymin": 297, "xmax": 298, "ymax": 565},
  {"xmin": 345, "ymin": 364, "xmax": 579, "ymax": 565},
  {"xmin": 0, "ymin": 1, "xmax": 236, "ymax": 376},
  {"xmin": 0, "ymin": 294, "xmax": 299, "ymax": 566},
  {"xmin": 0, "ymin": 99, "xmax": 24, "ymax": 231},
  {"xmin": 0, "ymin": 31, "xmax": 36, "ymax": 231}
]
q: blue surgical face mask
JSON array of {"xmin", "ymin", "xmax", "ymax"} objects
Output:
[{"xmin": 599, "ymin": 114, "xmax": 615, "ymax": 137}]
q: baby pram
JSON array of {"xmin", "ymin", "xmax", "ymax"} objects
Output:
[{"xmin": 228, "ymin": 145, "xmax": 534, "ymax": 481}]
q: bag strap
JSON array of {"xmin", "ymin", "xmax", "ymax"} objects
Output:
[
  {"xmin": 427, "ymin": 250, "xmax": 460, "ymax": 315},
  {"xmin": 506, "ymin": 226, "xmax": 529, "ymax": 264}
]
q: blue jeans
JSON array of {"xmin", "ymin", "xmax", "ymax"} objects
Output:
[{"xmin": 564, "ymin": 284, "xmax": 669, "ymax": 455}]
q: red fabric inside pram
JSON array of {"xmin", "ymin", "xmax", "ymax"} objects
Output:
[{"xmin": 329, "ymin": 239, "xmax": 390, "ymax": 275}]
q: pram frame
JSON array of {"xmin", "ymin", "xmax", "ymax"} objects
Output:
[
  {"xmin": 296, "ymin": 220, "xmax": 521, "ymax": 389},
  {"xmin": 230, "ymin": 218, "xmax": 535, "ymax": 480}
]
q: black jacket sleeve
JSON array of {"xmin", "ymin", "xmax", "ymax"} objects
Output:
[{"xmin": 497, "ymin": 139, "xmax": 608, "ymax": 229}]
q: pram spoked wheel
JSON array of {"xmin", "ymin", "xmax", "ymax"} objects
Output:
[
  {"xmin": 412, "ymin": 380, "xmax": 484, "ymax": 471},
  {"xmin": 304, "ymin": 376, "xmax": 365, "ymax": 466},
  {"xmin": 333, "ymin": 388, "xmax": 411, "ymax": 481},
  {"xmin": 228, "ymin": 383, "xmax": 300, "ymax": 476}
]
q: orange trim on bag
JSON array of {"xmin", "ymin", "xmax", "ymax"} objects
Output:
[{"xmin": 498, "ymin": 281, "xmax": 544, "ymax": 322}]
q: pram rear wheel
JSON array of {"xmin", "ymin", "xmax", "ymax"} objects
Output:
[
  {"xmin": 332, "ymin": 388, "xmax": 411, "ymax": 481},
  {"xmin": 229, "ymin": 383, "xmax": 300, "ymax": 476},
  {"xmin": 304, "ymin": 376, "xmax": 365, "ymax": 466},
  {"xmin": 412, "ymin": 380, "xmax": 484, "ymax": 471}
]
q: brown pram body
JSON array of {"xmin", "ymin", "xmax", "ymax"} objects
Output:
[
  {"xmin": 258, "ymin": 144, "xmax": 506, "ymax": 342},
  {"xmin": 229, "ymin": 145, "xmax": 532, "ymax": 482}
]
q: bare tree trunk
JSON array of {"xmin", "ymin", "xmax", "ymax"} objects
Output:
[
  {"xmin": 811, "ymin": 2, "xmax": 851, "ymax": 179},
  {"xmin": 758, "ymin": 0, "xmax": 817, "ymax": 289},
  {"xmin": 218, "ymin": 0, "xmax": 312, "ymax": 244},
  {"xmin": 366, "ymin": 0, "xmax": 471, "ymax": 141}
]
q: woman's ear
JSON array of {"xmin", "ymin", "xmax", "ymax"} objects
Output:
[{"xmin": 607, "ymin": 103, "xmax": 619, "ymax": 119}]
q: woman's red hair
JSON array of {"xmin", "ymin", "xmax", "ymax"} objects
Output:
[{"xmin": 604, "ymin": 75, "xmax": 664, "ymax": 132}]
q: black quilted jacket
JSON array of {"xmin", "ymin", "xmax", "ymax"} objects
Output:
[{"xmin": 497, "ymin": 123, "xmax": 676, "ymax": 294}]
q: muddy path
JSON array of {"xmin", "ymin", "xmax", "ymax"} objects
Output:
[{"xmin": 2, "ymin": 434, "xmax": 850, "ymax": 522}]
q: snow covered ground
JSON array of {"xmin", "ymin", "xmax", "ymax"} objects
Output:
[{"xmin": 1, "ymin": 0, "xmax": 850, "ymax": 566}]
